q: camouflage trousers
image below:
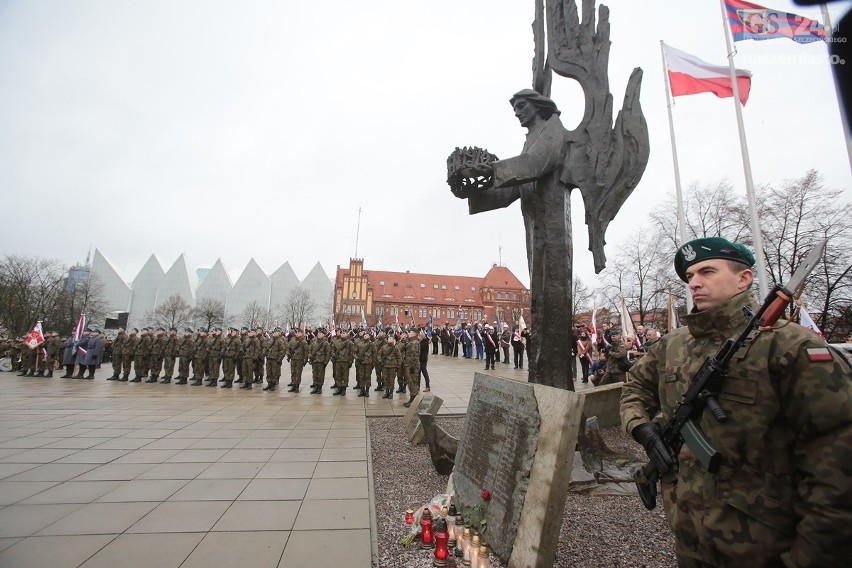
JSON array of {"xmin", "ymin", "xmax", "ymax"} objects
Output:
[
  {"xmin": 254, "ymin": 358, "xmax": 264, "ymax": 379},
  {"xmin": 178, "ymin": 356, "xmax": 191, "ymax": 379},
  {"xmin": 207, "ymin": 357, "xmax": 220, "ymax": 380},
  {"xmin": 149, "ymin": 357, "xmax": 163, "ymax": 378},
  {"xmin": 404, "ymin": 363, "xmax": 421, "ymax": 398},
  {"xmin": 311, "ymin": 362, "xmax": 327, "ymax": 386},
  {"xmin": 192, "ymin": 357, "xmax": 206, "ymax": 379},
  {"xmin": 333, "ymin": 362, "xmax": 351, "ymax": 388},
  {"xmin": 290, "ymin": 359, "xmax": 306, "ymax": 386},
  {"xmin": 241, "ymin": 358, "xmax": 254, "ymax": 382},
  {"xmin": 112, "ymin": 355, "xmax": 123, "ymax": 377},
  {"xmin": 266, "ymin": 359, "xmax": 281, "ymax": 385},
  {"xmin": 382, "ymin": 367, "xmax": 397, "ymax": 391},
  {"xmin": 121, "ymin": 354, "xmax": 134, "ymax": 377},
  {"xmin": 396, "ymin": 366, "xmax": 405, "ymax": 389},
  {"xmin": 134, "ymin": 356, "xmax": 149, "ymax": 378},
  {"xmin": 222, "ymin": 358, "xmax": 236, "ymax": 381},
  {"xmin": 163, "ymin": 356, "xmax": 175, "ymax": 378},
  {"xmin": 355, "ymin": 363, "xmax": 372, "ymax": 389},
  {"xmin": 373, "ymin": 364, "xmax": 384, "ymax": 387}
]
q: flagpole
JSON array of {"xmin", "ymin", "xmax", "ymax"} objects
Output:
[
  {"xmin": 660, "ymin": 40, "xmax": 694, "ymax": 312},
  {"xmin": 718, "ymin": 0, "xmax": 770, "ymax": 300},
  {"xmin": 820, "ymin": 4, "xmax": 852, "ymax": 173}
]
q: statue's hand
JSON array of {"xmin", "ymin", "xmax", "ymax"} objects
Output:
[{"xmin": 463, "ymin": 164, "xmax": 493, "ymax": 178}]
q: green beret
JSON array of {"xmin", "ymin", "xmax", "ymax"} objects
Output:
[{"xmin": 674, "ymin": 237, "xmax": 755, "ymax": 282}]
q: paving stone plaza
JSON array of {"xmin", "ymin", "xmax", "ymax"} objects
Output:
[{"xmin": 0, "ymin": 356, "xmax": 593, "ymax": 567}]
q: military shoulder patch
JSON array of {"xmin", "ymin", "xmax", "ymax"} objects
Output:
[{"xmin": 806, "ymin": 347, "xmax": 833, "ymax": 362}]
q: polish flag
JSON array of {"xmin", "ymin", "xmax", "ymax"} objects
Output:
[
  {"xmin": 24, "ymin": 321, "xmax": 45, "ymax": 349},
  {"xmin": 664, "ymin": 44, "xmax": 752, "ymax": 106},
  {"xmin": 798, "ymin": 305, "xmax": 824, "ymax": 339}
]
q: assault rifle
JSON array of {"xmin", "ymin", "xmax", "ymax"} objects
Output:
[{"xmin": 634, "ymin": 240, "xmax": 826, "ymax": 510}]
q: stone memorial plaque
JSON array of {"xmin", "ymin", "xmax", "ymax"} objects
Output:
[
  {"xmin": 403, "ymin": 393, "xmax": 443, "ymax": 445},
  {"xmin": 452, "ymin": 373, "xmax": 583, "ymax": 568}
]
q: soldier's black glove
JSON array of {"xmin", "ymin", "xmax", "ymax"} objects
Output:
[{"xmin": 632, "ymin": 422, "xmax": 674, "ymax": 474}]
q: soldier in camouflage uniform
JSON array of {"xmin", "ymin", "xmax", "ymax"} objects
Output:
[
  {"xmin": 239, "ymin": 329, "xmax": 261, "ymax": 390},
  {"xmin": 286, "ymin": 329, "xmax": 309, "ymax": 393},
  {"xmin": 120, "ymin": 328, "xmax": 138, "ymax": 381},
  {"xmin": 401, "ymin": 329, "xmax": 421, "ymax": 407},
  {"xmin": 191, "ymin": 329, "xmax": 209, "ymax": 386},
  {"xmin": 599, "ymin": 330, "xmax": 630, "ymax": 386},
  {"xmin": 220, "ymin": 328, "xmax": 240, "ymax": 388},
  {"xmin": 147, "ymin": 328, "xmax": 166, "ymax": 383},
  {"xmin": 108, "ymin": 327, "xmax": 127, "ymax": 380},
  {"xmin": 621, "ymin": 237, "xmax": 852, "ymax": 567},
  {"xmin": 130, "ymin": 328, "xmax": 152, "ymax": 382},
  {"xmin": 353, "ymin": 330, "xmax": 375, "ymax": 397},
  {"xmin": 45, "ymin": 332, "xmax": 63, "ymax": 377},
  {"xmin": 205, "ymin": 328, "xmax": 223, "ymax": 387},
  {"xmin": 263, "ymin": 329, "xmax": 287, "ymax": 391},
  {"xmin": 378, "ymin": 336, "xmax": 401, "ymax": 399},
  {"xmin": 308, "ymin": 329, "xmax": 331, "ymax": 394},
  {"xmin": 175, "ymin": 328, "xmax": 194, "ymax": 384},
  {"xmin": 254, "ymin": 326, "xmax": 267, "ymax": 383},
  {"xmin": 372, "ymin": 331, "xmax": 387, "ymax": 391},
  {"xmin": 395, "ymin": 334, "xmax": 408, "ymax": 393},
  {"xmin": 331, "ymin": 329, "xmax": 354, "ymax": 396},
  {"xmin": 235, "ymin": 327, "xmax": 248, "ymax": 383},
  {"xmin": 160, "ymin": 327, "xmax": 178, "ymax": 383}
]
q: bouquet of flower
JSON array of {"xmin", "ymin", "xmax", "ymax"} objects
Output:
[{"xmin": 399, "ymin": 494, "xmax": 453, "ymax": 547}]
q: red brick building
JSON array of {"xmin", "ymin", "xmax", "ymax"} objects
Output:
[{"xmin": 333, "ymin": 258, "xmax": 530, "ymax": 328}]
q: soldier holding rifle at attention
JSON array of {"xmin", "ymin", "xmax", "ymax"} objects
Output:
[{"xmin": 620, "ymin": 237, "xmax": 852, "ymax": 567}]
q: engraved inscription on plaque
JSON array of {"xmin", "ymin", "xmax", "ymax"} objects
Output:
[{"xmin": 453, "ymin": 374, "xmax": 540, "ymax": 563}]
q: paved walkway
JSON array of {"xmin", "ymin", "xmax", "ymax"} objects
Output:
[{"xmin": 0, "ymin": 354, "xmax": 591, "ymax": 567}]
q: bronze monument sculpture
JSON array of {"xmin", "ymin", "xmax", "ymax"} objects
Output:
[{"xmin": 448, "ymin": 0, "xmax": 650, "ymax": 389}]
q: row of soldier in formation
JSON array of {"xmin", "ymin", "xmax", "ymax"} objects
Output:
[{"xmin": 81, "ymin": 326, "xmax": 427, "ymax": 405}]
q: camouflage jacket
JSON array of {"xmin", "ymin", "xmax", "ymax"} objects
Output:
[
  {"xmin": 193, "ymin": 336, "xmax": 209, "ymax": 359},
  {"xmin": 378, "ymin": 343, "xmax": 401, "ymax": 370},
  {"xmin": 177, "ymin": 336, "xmax": 194, "ymax": 358},
  {"xmin": 354, "ymin": 337, "xmax": 375, "ymax": 365},
  {"xmin": 125, "ymin": 334, "xmax": 140, "ymax": 356},
  {"xmin": 135, "ymin": 334, "xmax": 153, "ymax": 357},
  {"xmin": 112, "ymin": 332, "xmax": 127, "ymax": 358},
  {"xmin": 222, "ymin": 336, "xmax": 240, "ymax": 359},
  {"xmin": 241, "ymin": 336, "xmax": 261, "ymax": 360},
  {"xmin": 330, "ymin": 337, "xmax": 354, "ymax": 364},
  {"xmin": 621, "ymin": 291, "xmax": 852, "ymax": 567},
  {"xmin": 267, "ymin": 336, "xmax": 288, "ymax": 362},
  {"xmin": 150, "ymin": 335, "xmax": 166, "ymax": 358},
  {"xmin": 207, "ymin": 335, "xmax": 223, "ymax": 359},
  {"xmin": 287, "ymin": 337, "xmax": 309, "ymax": 362},
  {"xmin": 402, "ymin": 337, "xmax": 420, "ymax": 366},
  {"xmin": 308, "ymin": 339, "xmax": 331, "ymax": 366},
  {"xmin": 163, "ymin": 334, "xmax": 178, "ymax": 358}
]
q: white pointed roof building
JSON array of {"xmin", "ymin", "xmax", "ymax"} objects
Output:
[
  {"xmin": 196, "ymin": 259, "xmax": 232, "ymax": 305},
  {"xmin": 269, "ymin": 262, "xmax": 300, "ymax": 312},
  {"xmin": 301, "ymin": 262, "xmax": 334, "ymax": 323},
  {"xmin": 155, "ymin": 254, "xmax": 197, "ymax": 310},
  {"xmin": 127, "ymin": 255, "xmax": 165, "ymax": 329},
  {"xmin": 91, "ymin": 249, "xmax": 131, "ymax": 314},
  {"xmin": 226, "ymin": 258, "xmax": 271, "ymax": 324}
]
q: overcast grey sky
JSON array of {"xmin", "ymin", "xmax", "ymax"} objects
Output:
[{"xmin": 1, "ymin": 0, "xmax": 849, "ymax": 288}]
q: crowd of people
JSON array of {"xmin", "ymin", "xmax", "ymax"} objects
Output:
[{"xmin": 573, "ymin": 322, "xmax": 662, "ymax": 387}]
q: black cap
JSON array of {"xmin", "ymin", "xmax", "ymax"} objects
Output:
[
  {"xmin": 169, "ymin": 327, "xmax": 177, "ymax": 332},
  {"xmin": 185, "ymin": 327, "xmax": 194, "ymax": 333}
]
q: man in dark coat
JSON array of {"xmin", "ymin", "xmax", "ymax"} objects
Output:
[{"xmin": 84, "ymin": 329, "xmax": 103, "ymax": 379}]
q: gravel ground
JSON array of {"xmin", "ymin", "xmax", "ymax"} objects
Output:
[{"xmin": 369, "ymin": 416, "xmax": 676, "ymax": 568}]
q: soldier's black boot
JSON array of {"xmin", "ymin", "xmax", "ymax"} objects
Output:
[
  {"xmin": 36, "ymin": 370, "xmax": 45, "ymax": 377},
  {"xmin": 396, "ymin": 384, "xmax": 406, "ymax": 393},
  {"xmin": 353, "ymin": 385, "xmax": 362, "ymax": 391},
  {"xmin": 107, "ymin": 374, "xmax": 118, "ymax": 381},
  {"xmin": 175, "ymin": 377, "xmax": 187, "ymax": 385},
  {"xmin": 129, "ymin": 376, "xmax": 141, "ymax": 382},
  {"xmin": 358, "ymin": 387, "xmax": 368, "ymax": 397},
  {"xmin": 145, "ymin": 376, "xmax": 157, "ymax": 383},
  {"xmin": 263, "ymin": 383, "xmax": 274, "ymax": 391},
  {"xmin": 205, "ymin": 379, "xmax": 217, "ymax": 387},
  {"xmin": 287, "ymin": 384, "xmax": 299, "ymax": 393},
  {"xmin": 309, "ymin": 384, "xmax": 319, "ymax": 394},
  {"xmin": 189, "ymin": 378, "xmax": 201, "ymax": 386},
  {"xmin": 383, "ymin": 388, "xmax": 393, "ymax": 399},
  {"xmin": 403, "ymin": 395, "xmax": 416, "ymax": 408},
  {"xmin": 338, "ymin": 387, "xmax": 346, "ymax": 396},
  {"xmin": 374, "ymin": 384, "xmax": 383, "ymax": 391},
  {"xmin": 46, "ymin": 370, "xmax": 54, "ymax": 377},
  {"xmin": 240, "ymin": 381, "xmax": 252, "ymax": 390},
  {"xmin": 221, "ymin": 380, "xmax": 232, "ymax": 388},
  {"xmin": 119, "ymin": 373, "xmax": 129, "ymax": 382},
  {"xmin": 76, "ymin": 368, "xmax": 85, "ymax": 379},
  {"xmin": 331, "ymin": 386, "xmax": 340, "ymax": 395},
  {"xmin": 160, "ymin": 377, "xmax": 171, "ymax": 384},
  {"xmin": 234, "ymin": 378, "xmax": 243, "ymax": 384}
]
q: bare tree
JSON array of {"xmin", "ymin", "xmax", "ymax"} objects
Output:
[
  {"xmin": 194, "ymin": 297, "xmax": 225, "ymax": 331},
  {"xmin": 598, "ymin": 230, "xmax": 673, "ymax": 326},
  {"xmin": 572, "ymin": 277, "xmax": 594, "ymax": 324},
  {"xmin": 145, "ymin": 294, "xmax": 195, "ymax": 330},
  {"xmin": 50, "ymin": 273, "xmax": 109, "ymax": 334},
  {"xmin": 650, "ymin": 179, "xmax": 751, "ymax": 248},
  {"xmin": 240, "ymin": 300, "xmax": 270, "ymax": 329},
  {"xmin": 283, "ymin": 286, "xmax": 316, "ymax": 328},
  {"xmin": 0, "ymin": 255, "xmax": 71, "ymax": 335},
  {"xmin": 757, "ymin": 170, "xmax": 852, "ymax": 341}
]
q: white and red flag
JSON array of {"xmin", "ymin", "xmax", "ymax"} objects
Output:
[
  {"xmin": 74, "ymin": 313, "xmax": 87, "ymax": 356},
  {"xmin": 24, "ymin": 321, "xmax": 45, "ymax": 349},
  {"xmin": 589, "ymin": 299, "xmax": 599, "ymax": 345},
  {"xmin": 619, "ymin": 297, "xmax": 640, "ymax": 348},
  {"xmin": 798, "ymin": 305, "xmax": 824, "ymax": 339},
  {"xmin": 663, "ymin": 43, "xmax": 752, "ymax": 105}
]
